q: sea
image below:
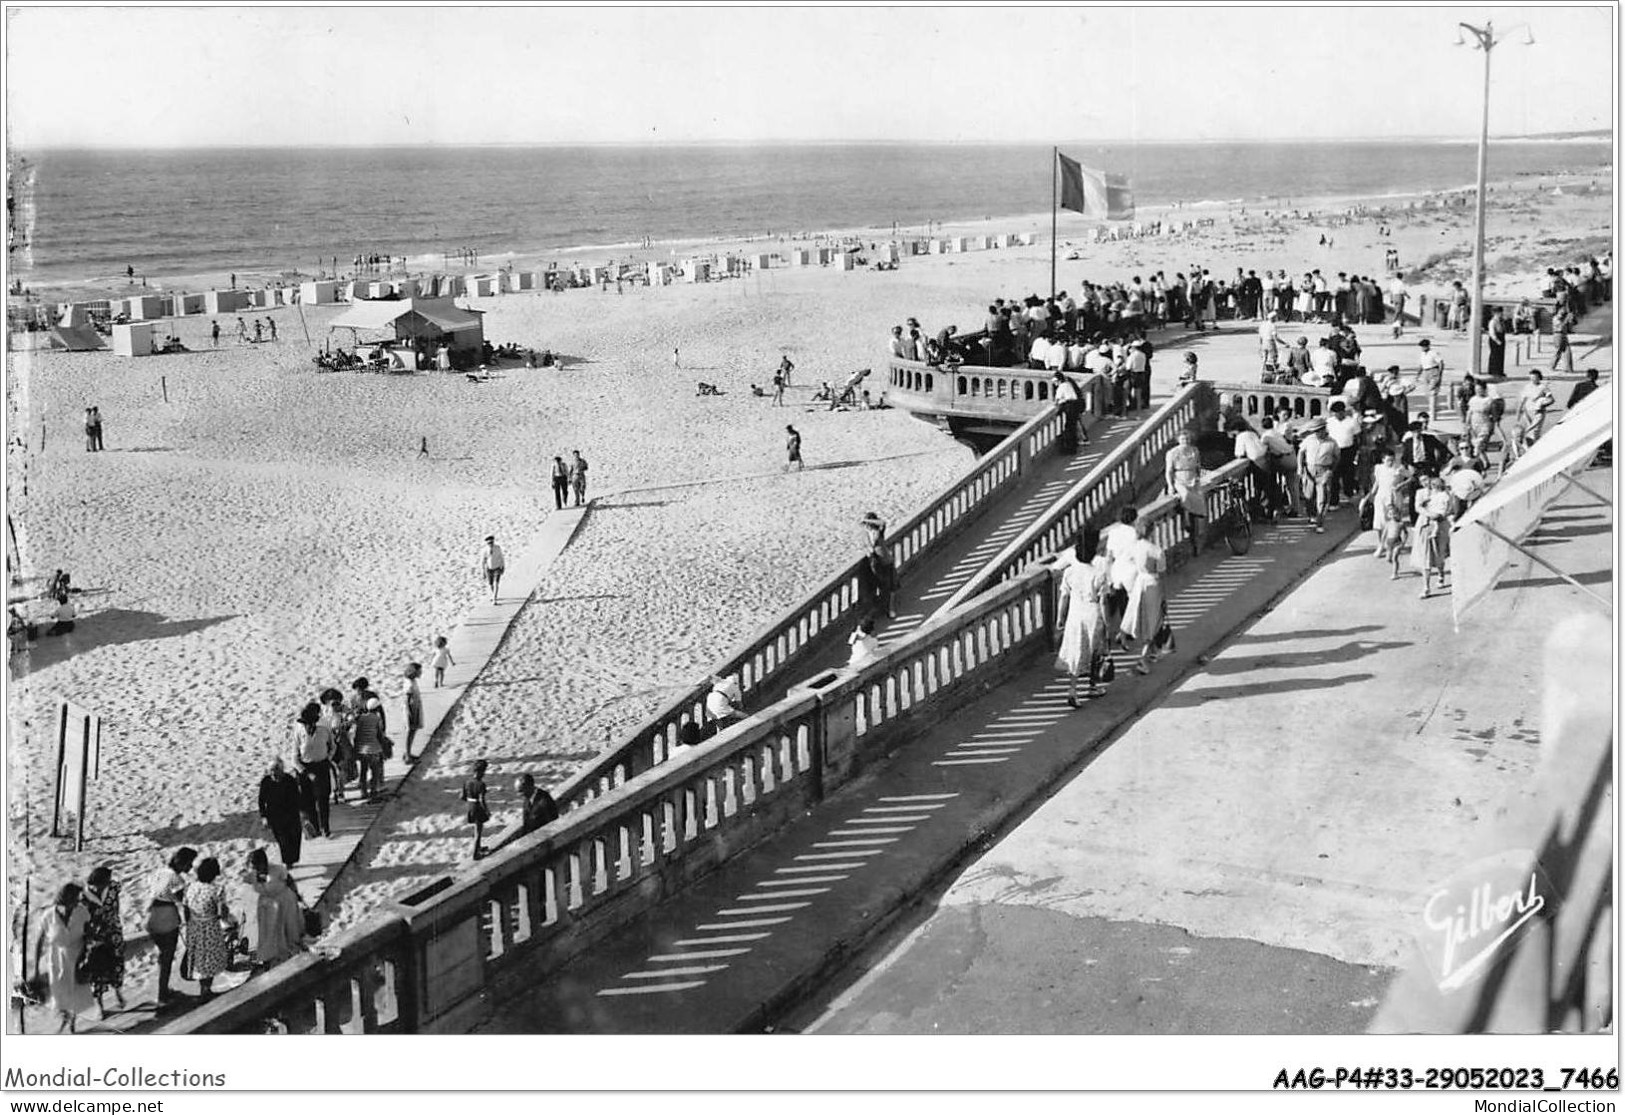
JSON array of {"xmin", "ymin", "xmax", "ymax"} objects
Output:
[{"xmin": 7, "ymin": 140, "xmax": 1612, "ymax": 287}]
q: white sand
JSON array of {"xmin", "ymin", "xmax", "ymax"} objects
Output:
[{"xmin": 6, "ymin": 168, "xmax": 1611, "ymax": 959}]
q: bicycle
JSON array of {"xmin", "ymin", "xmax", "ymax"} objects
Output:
[{"xmin": 1214, "ymin": 476, "xmax": 1254, "ymax": 556}]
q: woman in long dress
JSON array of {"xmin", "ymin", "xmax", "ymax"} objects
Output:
[
  {"xmin": 35, "ymin": 883, "xmax": 93, "ymax": 1032},
  {"xmin": 183, "ymin": 857, "xmax": 232, "ymax": 998},
  {"xmin": 1054, "ymin": 530, "xmax": 1109, "ymax": 706},
  {"xmin": 1412, "ymin": 475, "xmax": 1454, "ymax": 600},
  {"xmin": 1118, "ymin": 518, "xmax": 1168, "ymax": 676},
  {"xmin": 1465, "ymin": 380, "xmax": 1497, "ymax": 459},
  {"xmin": 1369, "ymin": 448, "xmax": 1412, "ymax": 579},
  {"xmin": 82, "ymin": 864, "xmax": 126, "ymax": 1018},
  {"xmin": 1164, "ymin": 429, "xmax": 1207, "ymax": 560},
  {"xmin": 245, "ymin": 849, "xmax": 305, "ymax": 970}
]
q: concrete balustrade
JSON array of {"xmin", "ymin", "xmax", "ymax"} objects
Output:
[
  {"xmin": 1218, "ymin": 383, "xmax": 1330, "ymax": 423},
  {"xmin": 158, "ymin": 564, "xmax": 1056, "ymax": 1035}
]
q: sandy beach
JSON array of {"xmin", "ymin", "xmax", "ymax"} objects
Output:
[{"xmin": 5, "ymin": 165, "xmax": 1612, "ymax": 977}]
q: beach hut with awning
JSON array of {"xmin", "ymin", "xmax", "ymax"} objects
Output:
[{"xmin": 327, "ymin": 297, "xmax": 485, "ymax": 369}]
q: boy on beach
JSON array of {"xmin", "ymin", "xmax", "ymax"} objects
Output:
[
  {"xmin": 785, "ymin": 425, "xmax": 803, "ymax": 471},
  {"xmin": 403, "ymin": 663, "xmax": 424, "ymax": 763}
]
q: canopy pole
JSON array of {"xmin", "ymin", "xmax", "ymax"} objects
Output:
[
  {"xmin": 1476, "ymin": 521, "xmax": 1613, "ymax": 613},
  {"xmin": 1556, "ymin": 470, "xmax": 1614, "ymax": 509}
]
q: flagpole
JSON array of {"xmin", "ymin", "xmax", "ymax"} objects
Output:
[{"xmin": 1050, "ymin": 146, "xmax": 1058, "ymax": 300}]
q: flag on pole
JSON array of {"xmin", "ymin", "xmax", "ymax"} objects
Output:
[{"xmin": 1057, "ymin": 151, "xmax": 1135, "ymax": 221}]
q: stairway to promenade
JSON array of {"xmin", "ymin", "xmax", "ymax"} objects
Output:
[
  {"xmin": 756, "ymin": 405, "xmax": 1158, "ymax": 701},
  {"xmin": 473, "ymin": 505, "xmax": 1355, "ymax": 1033}
]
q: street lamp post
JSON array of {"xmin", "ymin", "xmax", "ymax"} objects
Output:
[{"xmin": 1457, "ymin": 20, "xmax": 1533, "ymax": 379}]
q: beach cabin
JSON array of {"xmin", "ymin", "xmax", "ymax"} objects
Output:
[
  {"xmin": 514, "ymin": 271, "xmax": 535, "ymax": 292},
  {"xmin": 394, "ymin": 278, "xmax": 420, "ymax": 299},
  {"xmin": 466, "ymin": 275, "xmax": 497, "ymax": 297},
  {"xmin": 176, "ymin": 293, "xmax": 204, "ymax": 315},
  {"xmin": 752, "ymin": 253, "xmax": 773, "ymax": 271},
  {"xmin": 1017, "ymin": 232, "xmax": 1036, "ymax": 246},
  {"xmin": 790, "ymin": 249, "xmax": 812, "ymax": 267},
  {"xmin": 834, "ymin": 253, "xmax": 855, "ymax": 272},
  {"xmin": 645, "ymin": 262, "xmax": 669, "ymax": 287},
  {"xmin": 368, "ymin": 281, "xmax": 393, "ymax": 299},
  {"xmin": 327, "ymin": 297, "xmax": 485, "ymax": 370},
  {"xmin": 881, "ymin": 244, "xmax": 901, "ymax": 264},
  {"xmin": 300, "ymin": 281, "xmax": 338, "ymax": 305},
  {"xmin": 203, "ymin": 290, "xmax": 244, "ymax": 314},
  {"xmin": 590, "ymin": 265, "xmax": 611, "ymax": 285},
  {"xmin": 111, "ymin": 322, "xmax": 156, "ymax": 357},
  {"xmin": 815, "ymin": 248, "xmax": 832, "ymax": 265},
  {"xmin": 995, "ymin": 233, "xmax": 1014, "ymax": 249},
  {"xmin": 127, "ymin": 295, "xmax": 165, "ymax": 320},
  {"xmin": 682, "ymin": 259, "xmax": 710, "ymax": 283}
]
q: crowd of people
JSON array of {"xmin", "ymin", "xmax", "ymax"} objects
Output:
[{"xmin": 22, "ymin": 846, "xmax": 317, "ymax": 1029}]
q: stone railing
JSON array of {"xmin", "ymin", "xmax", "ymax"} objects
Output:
[
  {"xmin": 933, "ymin": 382, "xmax": 1212, "ymax": 616},
  {"xmin": 158, "ymin": 564, "xmax": 1057, "ymax": 1035},
  {"xmin": 548, "ymin": 381, "xmax": 1102, "ymax": 811},
  {"xmin": 1131, "ymin": 458, "xmax": 1257, "ymax": 574},
  {"xmin": 1215, "ymin": 383, "xmax": 1332, "ymax": 425}
]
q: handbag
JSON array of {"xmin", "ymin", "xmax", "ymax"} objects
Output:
[
  {"xmin": 380, "ymin": 735, "xmax": 395, "ymax": 761},
  {"xmin": 73, "ymin": 945, "xmax": 94, "ymax": 985},
  {"xmin": 1093, "ymin": 652, "xmax": 1116, "ymax": 685},
  {"xmin": 145, "ymin": 899, "xmax": 181, "ymax": 937}
]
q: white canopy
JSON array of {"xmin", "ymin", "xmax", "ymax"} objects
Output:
[
  {"xmin": 329, "ymin": 298, "xmax": 417, "ymax": 332},
  {"xmin": 1450, "ymin": 382, "xmax": 1614, "ymax": 625}
]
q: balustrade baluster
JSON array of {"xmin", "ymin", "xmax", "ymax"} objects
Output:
[
  {"xmin": 542, "ymin": 862, "xmax": 562, "ymax": 925},
  {"xmin": 315, "ymin": 983, "xmax": 347, "ymax": 1034},
  {"xmin": 682, "ymin": 786, "xmax": 700, "ymax": 842}
]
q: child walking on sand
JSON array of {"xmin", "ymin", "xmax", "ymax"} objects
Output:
[
  {"xmin": 403, "ymin": 663, "xmax": 424, "ymax": 763},
  {"xmin": 462, "ymin": 759, "xmax": 491, "ymax": 861},
  {"xmin": 430, "ymin": 636, "xmax": 454, "ymax": 688}
]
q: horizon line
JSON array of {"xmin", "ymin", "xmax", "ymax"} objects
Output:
[{"xmin": 11, "ymin": 132, "xmax": 1614, "ymax": 154}]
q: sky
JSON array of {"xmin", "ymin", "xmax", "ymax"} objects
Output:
[{"xmin": 4, "ymin": 5, "xmax": 1615, "ymax": 148}]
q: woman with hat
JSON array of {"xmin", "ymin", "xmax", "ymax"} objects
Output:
[
  {"xmin": 1163, "ymin": 428, "xmax": 1207, "ymax": 559},
  {"xmin": 1296, "ymin": 417, "xmax": 1336, "ymax": 533}
]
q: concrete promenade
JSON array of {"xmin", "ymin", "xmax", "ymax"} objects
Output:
[
  {"xmin": 475, "ymin": 500, "xmax": 1376, "ymax": 1032},
  {"xmin": 801, "ymin": 467, "xmax": 1614, "ymax": 1035}
]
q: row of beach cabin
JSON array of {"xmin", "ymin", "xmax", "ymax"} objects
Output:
[{"xmin": 61, "ymin": 229, "xmax": 1045, "ymax": 355}]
